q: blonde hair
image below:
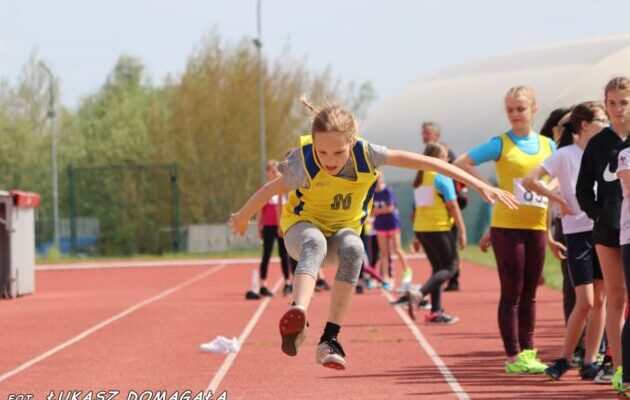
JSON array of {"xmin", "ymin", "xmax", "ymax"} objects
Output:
[
  {"xmin": 605, "ymin": 76, "xmax": 630, "ymax": 101},
  {"xmin": 505, "ymin": 86, "xmax": 537, "ymax": 107},
  {"xmin": 300, "ymin": 95, "xmax": 358, "ymax": 142},
  {"xmin": 413, "ymin": 142, "xmax": 447, "ymax": 188}
]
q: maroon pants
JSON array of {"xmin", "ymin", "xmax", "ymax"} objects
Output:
[{"xmin": 490, "ymin": 227, "xmax": 547, "ymax": 357}]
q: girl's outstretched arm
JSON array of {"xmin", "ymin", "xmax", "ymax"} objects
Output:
[
  {"xmin": 230, "ymin": 176, "xmax": 290, "ymax": 236},
  {"xmin": 386, "ymin": 149, "xmax": 518, "ymax": 209},
  {"xmin": 453, "ymin": 153, "xmax": 491, "ymax": 185}
]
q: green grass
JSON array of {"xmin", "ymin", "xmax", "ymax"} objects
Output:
[
  {"xmin": 36, "ymin": 248, "xmax": 261, "ymax": 264},
  {"xmin": 460, "ymin": 246, "xmax": 563, "ymax": 290}
]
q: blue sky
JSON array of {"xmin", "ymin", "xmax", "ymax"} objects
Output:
[{"xmin": 2, "ymin": 0, "xmax": 629, "ymax": 110}]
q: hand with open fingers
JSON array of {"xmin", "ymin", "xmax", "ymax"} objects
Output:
[
  {"xmin": 548, "ymin": 237, "xmax": 567, "ymax": 260},
  {"xmin": 230, "ymin": 212, "xmax": 250, "ymax": 236},
  {"xmin": 479, "ymin": 230, "xmax": 491, "ymax": 253},
  {"xmin": 478, "ymin": 184, "xmax": 518, "ymax": 210}
]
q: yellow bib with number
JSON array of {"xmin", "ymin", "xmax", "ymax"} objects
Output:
[
  {"xmin": 413, "ymin": 171, "xmax": 454, "ymax": 232},
  {"xmin": 280, "ymin": 135, "xmax": 379, "ymax": 237},
  {"xmin": 492, "ymin": 132, "xmax": 552, "ymax": 230}
]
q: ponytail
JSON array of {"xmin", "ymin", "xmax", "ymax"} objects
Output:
[
  {"xmin": 557, "ymin": 121, "xmax": 575, "ymax": 148},
  {"xmin": 413, "ymin": 142, "xmax": 446, "ymax": 188},
  {"xmin": 300, "ymin": 94, "xmax": 316, "ymax": 114}
]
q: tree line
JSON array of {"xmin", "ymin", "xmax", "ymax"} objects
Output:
[{"xmin": 0, "ymin": 33, "xmax": 375, "ymax": 255}]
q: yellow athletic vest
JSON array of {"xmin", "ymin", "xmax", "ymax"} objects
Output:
[
  {"xmin": 280, "ymin": 135, "xmax": 379, "ymax": 237},
  {"xmin": 413, "ymin": 171, "xmax": 454, "ymax": 232},
  {"xmin": 492, "ymin": 132, "xmax": 553, "ymax": 230}
]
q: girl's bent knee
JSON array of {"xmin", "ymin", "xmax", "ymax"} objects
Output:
[{"xmin": 335, "ymin": 265, "xmax": 361, "ymax": 285}]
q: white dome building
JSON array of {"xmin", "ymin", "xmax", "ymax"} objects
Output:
[
  {"xmin": 363, "ymin": 34, "xmax": 630, "ymax": 181},
  {"xmin": 362, "ymin": 35, "xmax": 630, "ymax": 241}
]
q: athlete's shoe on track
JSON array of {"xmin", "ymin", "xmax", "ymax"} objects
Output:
[
  {"xmin": 316, "ymin": 338, "xmax": 347, "ymax": 370},
  {"xmin": 424, "ymin": 311, "xmax": 459, "ymax": 325},
  {"xmin": 505, "ymin": 349, "xmax": 546, "ymax": 374},
  {"xmin": 279, "ymin": 305, "xmax": 308, "ymax": 356},
  {"xmin": 544, "ymin": 358, "xmax": 570, "ymax": 380}
]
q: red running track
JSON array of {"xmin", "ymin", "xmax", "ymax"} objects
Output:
[{"xmin": 0, "ymin": 257, "xmax": 616, "ymax": 399}]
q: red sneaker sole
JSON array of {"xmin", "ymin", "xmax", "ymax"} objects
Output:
[
  {"xmin": 323, "ymin": 361, "xmax": 346, "ymax": 370},
  {"xmin": 279, "ymin": 308, "xmax": 306, "ymax": 356}
]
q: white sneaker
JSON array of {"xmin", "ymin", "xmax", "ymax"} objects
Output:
[
  {"xmin": 200, "ymin": 336, "xmax": 240, "ymax": 354},
  {"xmin": 316, "ymin": 339, "xmax": 346, "ymax": 370},
  {"xmin": 395, "ymin": 282, "xmax": 411, "ymax": 293},
  {"xmin": 409, "ymin": 283, "xmax": 423, "ymax": 292},
  {"xmin": 225, "ymin": 336, "xmax": 240, "ymax": 353},
  {"xmin": 594, "ymin": 363, "xmax": 614, "ymax": 384}
]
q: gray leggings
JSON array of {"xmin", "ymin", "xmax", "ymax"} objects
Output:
[{"xmin": 283, "ymin": 221, "xmax": 364, "ymax": 285}]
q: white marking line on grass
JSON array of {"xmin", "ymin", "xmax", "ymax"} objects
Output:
[
  {"xmin": 207, "ymin": 277, "xmax": 283, "ymax": 394},
  {"xmin": 0, "ymin": 264, "xmax": 226, "ymax": 384},
  {"xmin": 383, "ymin": 291, "xmax": 471, "ymax": 400}
]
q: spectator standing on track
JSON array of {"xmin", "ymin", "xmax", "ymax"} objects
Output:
[
  {"xmin": 404, "ymin": 142, "xmax": 466, "ymax": 325},
  {"xmin": 523, "ymin": 102, "xmax": 608, "ymax": 381},
  {"xmin": 454, "ymin": 86, "xmax": 555, "ymax": 374},
  {"xmin": 576, "ymin": 77, "xmax": 630, "ymax": 386},
  {"xmin": 539, "ymin": 108, "xmax": 576, "ymax": 325},
  {"xmin": 613, "ymin": 100, "xmax": 630, "ymax": 396},
  {"xmin": 372, "ymin": 170, "xmax": 411, "ymax": 291},
  {"xmin": 230, "ymin": 96, "xmax": 516, "ymax": 370},
  {"xmin": 420, "ymin": 121, "xmax": 467, "ymax": 291},
  {"xmin": 257, "ymin": 160, "xmax": 291, "ymax": 297}
]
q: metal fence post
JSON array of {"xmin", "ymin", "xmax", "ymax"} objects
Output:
[
  {"xmin": 169, "ymin": 163, "xmax": 181, "ymax": 252},
  {"xmin": 67, "ymin": 165, "xmax": 78, "ymax": 254}
]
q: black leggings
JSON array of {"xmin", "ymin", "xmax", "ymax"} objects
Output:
[
  {"xmin": 552, "ymin": 218, "xmax": 575, "ymax": 324},
  {"xmin": 448, "ymin": 226, "xmax": 461, "ymax": 285},
  {"xmin": 260, "ymin": 225, "xmax": 289, "ymax": 280},
  {"xmin": 415, "ymin": 231, "xmax": 458, "ymax": 312}
]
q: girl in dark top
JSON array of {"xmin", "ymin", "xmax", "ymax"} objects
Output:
[{"xmin": 576, "ymin": 76, "xmax": 629, "ymax": 385}]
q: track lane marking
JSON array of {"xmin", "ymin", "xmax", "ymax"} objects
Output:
[
  {"xmin": 37, "ymin": 255, "xmax": 425, "ymax": 271},
  {"xmin": 206, "ymin": 277, "xmax": 284, "ymax": 393},
  {"xmin": 383, "ymin": 291, "xmax": 470, "ymax": 400},
  {"xmin": 0, "ymin": 265, "xmax": 226, "ymax": 383}
]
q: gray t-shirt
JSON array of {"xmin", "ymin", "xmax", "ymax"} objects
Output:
[{"xmin": 278, "ymin": 141, "xmax": 388, "ymax": 190}]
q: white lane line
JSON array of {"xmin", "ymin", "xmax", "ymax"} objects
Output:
[
  {"xmin": 37, "ymin": 254, "xmax": 427, "ymax": 271},
  {"xmin": 0, "ymin": 265, "xmax": 226, "ymax": 383},
  {"xmin": 383, "ymin": 291, "xmax": 470, "ymax": 400},
  {"xmin": 36, "ymin": 258, "xmax": 261, "ymax": 271},
  {"xmin": 206, "ymin": 277, "xmax": 284, "ymax": 393}
]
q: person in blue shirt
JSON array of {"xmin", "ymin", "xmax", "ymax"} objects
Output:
[
  {"xmin": 454, "ymin": 86, "xmax": 557, "ymax": 374},
  {"xmin": 405, "ymin": 143, "xmax": 467, "ymax": 324}
]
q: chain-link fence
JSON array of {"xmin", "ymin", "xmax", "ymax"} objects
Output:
[
  {"xmin": 1, "ymin": 161, "xmax": 258, "ymax": 256},
  {"xmin": 0, "ymin": 163, "xmax": 491, "ymax": 256}
]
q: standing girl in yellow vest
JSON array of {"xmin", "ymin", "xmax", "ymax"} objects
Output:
[
  {"xmin": 454, "ymin": 86, "xmax": 555, "ymax": 374},
  {"xmin": 230, "ymin": 96, "xmax": 516, "ymax": 371},
  {"xmin": 406, "ymin": 142, "xmax": 466, "ymax": 324}
]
